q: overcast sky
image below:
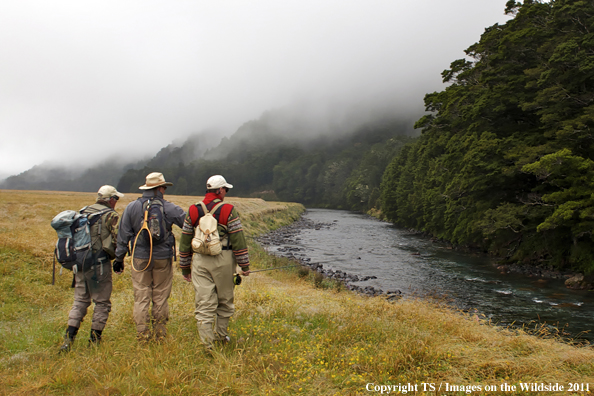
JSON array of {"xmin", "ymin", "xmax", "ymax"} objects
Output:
[{"xmin": 0, "ymin": 0, "xmax": 513, "ymax": 178}]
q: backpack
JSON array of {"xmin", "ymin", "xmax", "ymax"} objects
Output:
[
  {"xmin": 191, "ymin": 202, "xmax": 226, "ymax": 256},
  {"xmin": 50, "ymin": 207, "xmax": 113, "ymax": 282},
  {"xmin": 131, "ymin": 197, "xmax": 172, "ymax": 271}
]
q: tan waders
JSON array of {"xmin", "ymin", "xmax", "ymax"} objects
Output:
[
  {"xmin": 191, "ymin": 250, "xmax": 235, "ymax": 348},
  {"xmin": 131, "ymin": 257, "xmax": 173, "ymax": 341}
]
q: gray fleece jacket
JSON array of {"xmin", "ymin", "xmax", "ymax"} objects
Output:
[{"xmin": 115, "ymin": 190, "xmax": 186, "ymax": 261}]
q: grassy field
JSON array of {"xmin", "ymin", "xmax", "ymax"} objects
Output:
[{"xmin": 0, "ymin": 190, "xmax": 593, "ymax": 395}]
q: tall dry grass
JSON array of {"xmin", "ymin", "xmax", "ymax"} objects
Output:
[{"xmin": 0, "ymin": 189, "xmax": 593, "ymax": 395}]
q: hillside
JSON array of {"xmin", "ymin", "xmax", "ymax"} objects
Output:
[
  {"xmin": 0, "ymin": 132, "xmax": 221, "ymax": 193},
  {"xmin": 1, "ymin": 190, "xmax": 593, "ymax": 395}
]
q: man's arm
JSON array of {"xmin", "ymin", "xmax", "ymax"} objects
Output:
[
  {"xmin": 115, "ymin": 203, "xmax": 135, "ymax": 261},
  {"xmin": 227, "ymin": 207, "xmax": 250, "ymax": 273},
  {"xmin": 179, "ymin": 207, "xmax": 197, "ymax": 280},
  {"xmin": 165, "ymin": 201, "xmax": 187, "ymax": 229},
  {"xmin": 105, "ymin": 211, "xmax": 119, "ymax": 240}
]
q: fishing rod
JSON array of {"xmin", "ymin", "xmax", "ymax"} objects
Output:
[
  {"xmin": 233, "ymin": 265, "xmax": 301, "ymax": 285},
  {"xmin": 250, "ymin": 265, "xmax": 300, "ymax": 273}
]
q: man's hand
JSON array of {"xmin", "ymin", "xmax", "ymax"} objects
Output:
[
  {"xmin": 183, "ymin": 273, "xmax": 192, "ymax": 282},
  {"xmin": 113, "ymin": 259, "xmax": 124, "ymax": 274}
]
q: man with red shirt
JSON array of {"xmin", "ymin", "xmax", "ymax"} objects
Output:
[{"xmin": 178, "ymin": 175, "xmax": 250, "ymax": 348}]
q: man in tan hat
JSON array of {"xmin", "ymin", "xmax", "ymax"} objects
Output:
[
  {"xmin": 60, "ymin": 185, "xmax": 123, "ymax": 352},
  {"xmin": 114, "ymin": 172, "xmax": 186, "ymax": 341},
  {"xmin": 178, "ymin": 175, "xmax": 251, "ymax": 349}
]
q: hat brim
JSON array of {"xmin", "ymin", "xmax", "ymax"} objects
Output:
[{"xmin": 139, "ymin": 181, "xmax": 174, "ymax": 190}]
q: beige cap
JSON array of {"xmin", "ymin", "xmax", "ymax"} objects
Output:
[
  {"xmin": 139, "ymin": 172, "xmax": 174, "ymax": 190},
  {"xmin": 97, "ymin": 185, "xmax": 124, "ymax": 199},
  {"xmin": 206, "ymin": 175, "xmax": 233, "ymax": 190}
]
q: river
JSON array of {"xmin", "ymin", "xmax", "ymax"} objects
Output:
[{"xmin": 259, "ymin": 208, "xmax": 594, "ymax": 342}]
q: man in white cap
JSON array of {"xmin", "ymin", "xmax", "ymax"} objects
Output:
[
  {"xmin": 178, "ymin": 175, "xmax": 251, "ymax": 349},
  {"xmin": 114, "ymin": 172, "xmax": 186, "ymax": 341},
  {"xmin": 60, "ymin": 185, "xmax": 123, "ymax": 352}
]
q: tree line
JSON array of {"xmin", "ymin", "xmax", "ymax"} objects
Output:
[{"xmin": 381, "ymin": 0, "xmax": 594, "ymax": 273}]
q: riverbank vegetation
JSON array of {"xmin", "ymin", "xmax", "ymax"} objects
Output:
[
  {"xmin": 381, "ymin": 0, "xmax": 594, "ymax": 274},
  {"xmin": 1, "ymin": 190, "xmax": 594, "ymax": 395}
]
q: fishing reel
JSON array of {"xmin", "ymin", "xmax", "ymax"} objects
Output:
[{"xmin": 233, "ymin": 273, "xmax": 242, "ymax": 286}]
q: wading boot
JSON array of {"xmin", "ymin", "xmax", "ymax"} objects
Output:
[
  {"xmin": 59, "ymin": 326, "xmax": 79, "ymax": 353},
  {"xmin": 154, "ymin": 323, "xmax": 167, "ymax": 342},
  {"xmin": 214, "ymin": 335, "xmax": 231, "ymax": 345},
  {"xmin": 89, "ymin": 329, "xmax": 102, "ymax": 345},
  {"xmin": 198, "ymin": 322, "xmax": 216, "ymax": 351},
  {"xmin": 215, "ymin": 317, "xmax": 230, "ymax": 345},
  {"xmin": 137, "ymin": 329, "xmax": 152, "ymax": 344}
]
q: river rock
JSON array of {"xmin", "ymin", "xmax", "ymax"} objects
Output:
[{"xmin": 565, "ymin": 273, "xmax": 592, "ymax": 290}]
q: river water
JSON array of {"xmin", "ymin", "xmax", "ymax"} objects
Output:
[{"xmin": 261, "ymin": 209, "xmax": 594, "ymax": 342}]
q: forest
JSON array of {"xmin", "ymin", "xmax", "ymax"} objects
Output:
[{"xmin": 381, "ymin": 0, "xmax": 594, "ymax": 272}]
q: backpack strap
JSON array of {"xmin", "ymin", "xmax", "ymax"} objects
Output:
[
  {"xmin": 80, "ymin": 206, "xmax": 114, "ymax": 225},
  {"xmin": 193, "ymin": 201, "xmax": 228, "ymax": 224},
  {"xmin": 198, "ymin": 201, "xmax": 208, "ymax": 216},
  {"xmin": 200, "ymin": 201, "xmax": 225, "ymax": 216}
]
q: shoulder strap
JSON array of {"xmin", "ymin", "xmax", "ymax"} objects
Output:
[
  {"xmin": 199, "ymin": 201, "xmax": 225, "ymax": 216},
  {"xmin": 87, "ymin": 208, "xmax": 115, "ymax": 225},
  {"xmin": 210, "ymin": 202, "xmax": 225, "ymax": 215}
]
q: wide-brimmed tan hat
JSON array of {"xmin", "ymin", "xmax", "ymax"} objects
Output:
[
  {"xmin": 97, "ymin": 185, "xmax": 124, "ymax": 199},
  {"xmin": 139, "ymin": 172, "xmax": 174, "ymax": 190}
]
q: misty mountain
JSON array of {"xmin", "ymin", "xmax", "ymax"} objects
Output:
[
  {"xmin": 1, "ymin": 98, "xmax": 418, "ymax": 212},
  {"xmin": 117, "ymin": 106, "xmax": 417, "ymax": 209},
  {"xmin": 203, "ymin": 100, "xmax": 419, "ymax": 161},
  {"xmin": 145, "ymin": 131, "xmax": 222, "ymax": 169},
  {"xmin": 0, "ymin": 162, "xmax": 126, "ymax": 192},
  {"xmin": 0, "ymin": 132, "xmax": 221, "ymax": 193}
]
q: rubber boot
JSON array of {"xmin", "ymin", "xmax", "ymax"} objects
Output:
[
  {"xmin": 59, "ymin": 326, "xmax": 79, "ymax": 353},
  {"xmin": 215, "ymin": 317, "xmax": 231, "ymax": 344},
  {"xmin": 89, "ymin": 329, "xmax": 102, "ymax": 345},
  {"xmin": 198, "ymin": 322, "xmax": 216, "ymax": 350}
]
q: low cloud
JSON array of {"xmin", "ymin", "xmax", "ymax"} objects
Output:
[{"xmin": 0, "ymin": 0, "xmax": 512, "ymax": 176}]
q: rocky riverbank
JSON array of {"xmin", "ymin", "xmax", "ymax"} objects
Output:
[
  {"xmin": 255, "ymin": 215, "xmax": 402, "ymax": 298},
  {"xmin": 397, "ymin": 227, "xmax": 594, "ymax": 291}
]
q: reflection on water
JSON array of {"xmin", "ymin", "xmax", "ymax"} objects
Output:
[{"xmin": 264, "ymin": 209, "xmax": 594, "ymax": 341}]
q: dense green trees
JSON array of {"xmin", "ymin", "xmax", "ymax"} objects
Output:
[{"xmin": 381, "ymin": 0, "xmax": 594, "ymax": 272}]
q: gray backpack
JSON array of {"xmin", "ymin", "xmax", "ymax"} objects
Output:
[{"xmin": 50, "ymin": 207, "xmax": 112, "ymax": 283}]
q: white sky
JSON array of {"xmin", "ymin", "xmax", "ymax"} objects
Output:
[{"xmin": 0, "ymin": 0, "xmax": 512, "ymax": 178}]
